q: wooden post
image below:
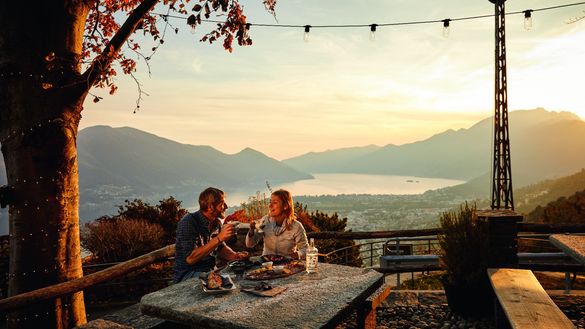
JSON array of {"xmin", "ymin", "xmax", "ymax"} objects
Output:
[{"xmin": 478, "ymin": 210, "xmax": 523, "ymax": 268}]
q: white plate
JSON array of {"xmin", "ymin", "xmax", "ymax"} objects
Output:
[{"xmin": 199, "ymin": 273, "xmax": 236, "ymax": 294}]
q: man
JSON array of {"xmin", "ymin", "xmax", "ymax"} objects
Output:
[{"xmin": 173, "ymin": 187, "xmax": 248, "ymax": 283}]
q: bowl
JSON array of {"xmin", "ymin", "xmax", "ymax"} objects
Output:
[
  {"xmin": 229, "ymin": 260, "xmax": 247, "ymax": 274},
  {"xmin": 273, "ymin": 265, "xmax": 285, "ymax": 274}
]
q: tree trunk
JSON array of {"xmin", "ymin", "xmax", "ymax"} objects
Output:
[{"xmin": 0, "ymin": 2, "xmax": 90, "ymax": 328}]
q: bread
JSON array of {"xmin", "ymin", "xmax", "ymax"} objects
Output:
[{"xmin": 207, "ymin": 271, "xmax": 223, "ymax": 289}]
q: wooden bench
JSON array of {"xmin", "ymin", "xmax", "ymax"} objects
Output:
[
  {"xmin": 356, "ymin": 281, "xmax": 393, "ymax": 329},
  {"xmin": 488, "ymin": 268, "xmax": 575, "ymax": 329}
]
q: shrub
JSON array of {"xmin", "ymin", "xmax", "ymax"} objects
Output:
[
  {"xmin": 97, "ymin": 197, "xmax": 187, "ymax": 245},
  {"xmin": 296, "ymin": 203, "xmax": 362, "ymax": 267},
  {"xmin": 81, "ymin": 219, "xmax": 165, "ymax": 263},
  {"xmin": 240, "ymin": 191, "xmax": 269, "ymax": 221},
  {"xmin": 438, "ymin": 202, "xmax": 489, "ymax": 286},
  {"xmin": 437, "ymin": 202, "xmax": 493, "ymax": 318}
]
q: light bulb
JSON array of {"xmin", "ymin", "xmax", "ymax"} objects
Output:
[
  {"xmin": 524, "ymin": 10, "xmax": 533, "ymax": 30},
  {"xmin": 187, "ymin": 14, "xmax": 197, "ymax": 34},
  {"xmin": 369, "ymin": 24, "xmax": 377, "ymax": 41},
  {"xmin": 442, "ymin": 19, "xmax": 451, "ymax": 38},
  {"xmin": 304, "ymin": 25, "xmax": 311, "ymax": 42}
]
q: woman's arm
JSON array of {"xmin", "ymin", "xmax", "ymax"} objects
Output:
[{"xmin": 245, "ymin": 217, "xmax": 265, "ymax": 248}]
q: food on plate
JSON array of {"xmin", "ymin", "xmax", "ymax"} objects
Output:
[
  {"xmin": 207, "ymin": 271, "xmax": 223, "ymax": 289},
  {"xmin": 261, "ymin": 254, "xmax": 291, "ymax": 264},
  {"xmin": 244, "ymin": 259, "xmax": 305, "ymax": 280},
  {"xmin": 254, "ymin": 282, "xmax": 272, "ymax": 291},
  {"xmin": 286, "ymin": 260, "xmax": 305, "ymax": 270}
]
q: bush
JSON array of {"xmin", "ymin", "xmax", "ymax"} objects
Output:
[
  {"xmin": 438, "ymin": 202, "xmax": 489, "ymax": 286},
  {"xmin": 81, "ymin": 219, "xmax": 165, "ymax": 263},
  {"xmin": 296, "ymin": 203, "xmax": 362, "ymax": 267},
  {"xmin": 240, "ymin": 191, "xmax": 269, "ymax": 221},
  {"xmin": 97, "ymin": 197, "xmax": 187, "ymax": 245},
  {"xmin": 438, "ymin": 202, "xmax": 492, "ymax": 317}
]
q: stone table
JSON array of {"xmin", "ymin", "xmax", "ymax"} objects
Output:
[
  {"xmin": 140, "ymin": 263, "xmax": 383, "ymax": 329},
  {"xmin": 550, "ymin": 234, "xmax": 585, "ymax": 265}
]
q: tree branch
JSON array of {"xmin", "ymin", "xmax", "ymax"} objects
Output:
[
  {"xmin": 0, "ymin": 245, "xmax": 175, "ymax": 313},
  {"xmin": 81, "ymin": 0, "xmax": 159, "ymax": 91}
]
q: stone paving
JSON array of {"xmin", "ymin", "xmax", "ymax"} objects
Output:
[{"xmin": 337, "ymin": 290, "xmax": 585, "ymax": 329}]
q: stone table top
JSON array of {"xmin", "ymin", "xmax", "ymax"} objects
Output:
[
  {"xmin": 550, "ymin": 234, "xmax": 585, "ymax": 265},
  {"xmin": 140, "ymin": 263, "xmax": 383, "ymax": 329}
]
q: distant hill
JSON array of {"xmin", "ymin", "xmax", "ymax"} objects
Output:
[
  {"xmin": 516, "ymin": 168, "xmax": 585, "ymax": 216},
  {"xmin": 0, "ymin": 126, "xmax": 312, "ymax": 225},
  {"xmin": 427, "ymin": 167, "xmax": 585, "ymax": 215},
  {"xmin": 77, "ymin": 126, "xmax": 311, "ymax": 190},
  {"xmin": 284, "ymin": 109, "xmax": 585, "ymax": 187},
  {"xmin": 525, "ymin": 189, "xmax": 585, "ymax": 224},
  {"xmin": 283, "ymin": 145, "xmax": 382, "ymax": 173}
]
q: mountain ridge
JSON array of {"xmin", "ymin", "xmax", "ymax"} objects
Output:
[{"xmin": 283, "ymin": 108, "xmax": 585, "ymax": 186}]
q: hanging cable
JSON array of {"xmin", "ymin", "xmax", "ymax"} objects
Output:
[{"xmin": 157, "ymin": 0, "xmax": 585, "ymax": 32}]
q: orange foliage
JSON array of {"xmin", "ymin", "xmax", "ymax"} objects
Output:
[
  {"xmin": 224, "ymin": 209, "xmax": 250, "ymax": 223},
  {"xmin": 83, "ymin": 0, "xmax": 272, "ymax": 94}
]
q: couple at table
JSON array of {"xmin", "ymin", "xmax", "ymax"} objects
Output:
[{"xmin": 173, "ymin": 187, "xmax": 310, "ymax": 283}]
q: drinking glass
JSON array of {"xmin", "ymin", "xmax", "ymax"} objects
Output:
[{"xmin": 255, "ymin": 219, "xmax": 265, "ymax": 234}]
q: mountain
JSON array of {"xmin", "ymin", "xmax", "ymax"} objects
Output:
[
  {"xmin": 0, "ymin": 126, "xmax": 312, "ymax": 225},
  {"xmin": 77, "ymin": 126, "xmax": 311, "ymax": 190},
  {"xmin": 284, "ymin": 109, "xmax": 585, "ymax": 187},
  {"xmin": 282, "ymin": 145, "xmax": 382, "ymax": 173}
]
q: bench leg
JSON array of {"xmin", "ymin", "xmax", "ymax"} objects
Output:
[
  {"xmin": 494, "ymin": 298, "xmax": 511, "ymax": 329},
  {"xmin": 357, "ymin": 307, "xmax": 376, "ymax": 329}
]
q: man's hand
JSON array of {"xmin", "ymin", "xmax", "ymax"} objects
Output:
[
  {"xmin": 218, "ymin": 224, "xmax": 235, "ymax": 242},
  {"xmin": 236, "ymin": 251, "xmax": 249, "ymax": 260}
]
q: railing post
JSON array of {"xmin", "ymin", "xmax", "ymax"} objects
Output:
[
  {"xmin": 478, "ymin": 209, "xmax": 523, "ymax": 268},
  {"xmin": 370, "ymin": 243, "xmax": 374, "ymax": 267}
]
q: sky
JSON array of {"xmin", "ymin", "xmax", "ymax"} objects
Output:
[{"xmin": 81, "ymin": 0, "xmax": 585, "ymax": 160}]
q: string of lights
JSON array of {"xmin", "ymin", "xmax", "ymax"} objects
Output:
[{"xmin": 153, "ymin": 0, "xmax": 585, "ymax": 40}]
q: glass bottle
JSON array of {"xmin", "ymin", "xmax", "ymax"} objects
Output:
[{"xmin": 306, "ymin": 238, "xmax": 318, "ymax": 273}]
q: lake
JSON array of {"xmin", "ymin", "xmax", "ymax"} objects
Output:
[{"xmin": 226, "ymin": 173, "xmax": 465, "ymax": 205}]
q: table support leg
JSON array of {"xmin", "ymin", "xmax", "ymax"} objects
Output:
[{"xmin": 356, "ymin": 306, "xmax": 376, "ymax": 329}]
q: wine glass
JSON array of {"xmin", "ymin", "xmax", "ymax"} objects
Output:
[{"xmin": 255, "ymin": 218, "xmax": 265, "ymax": 234}]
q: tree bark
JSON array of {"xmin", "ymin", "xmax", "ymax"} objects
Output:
[{"xmin": 0, "ymin": 2, "xmax": 90, "ymax": 328}]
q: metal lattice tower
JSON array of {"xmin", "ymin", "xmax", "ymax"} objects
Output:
[{"xmin": 490, "ymin": 0, "xmax": 514, "ymax": 210}]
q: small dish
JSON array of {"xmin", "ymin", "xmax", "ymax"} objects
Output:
[
  {"xmin": 272, "ymin": 265, "xmax": 285, "ymax": 274},
  {"xmin": 228, "ymin": 260, "xmax": 248, "ymax": 274},
  {"xmin": 199, "ymin": 273, "xmax": 236, "ymax": 294},
  {"xmin": 262, "ymin": 261, "xmax": 273, "ymax": 270}
]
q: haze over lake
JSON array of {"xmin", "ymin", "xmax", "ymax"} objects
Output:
[{"xmin": 226, "ymin": 173, "xmax": 465, "ymax": 206}]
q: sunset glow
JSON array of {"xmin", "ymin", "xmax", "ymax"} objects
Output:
[{"xmin": 81, "ymin": 0, "xmax": 585, "ymax": 160}]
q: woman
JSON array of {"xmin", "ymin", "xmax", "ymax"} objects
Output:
[{"xmin": 245, "ymin": 189, "xmax": 309, "ymax": 259}]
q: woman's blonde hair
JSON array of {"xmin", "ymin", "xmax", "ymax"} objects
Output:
[{"xmin": 272, "ymin": 189, "xmax": 295, "ymax": 230}]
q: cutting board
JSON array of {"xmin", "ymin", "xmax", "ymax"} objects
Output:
[{"xmin": 241, "ymin": 286, "xmax": 287, "ymax": 297}]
